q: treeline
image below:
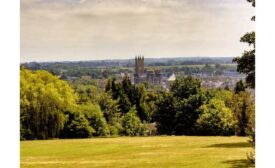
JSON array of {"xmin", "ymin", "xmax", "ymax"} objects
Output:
[
  {"xmin": 21, "ymin": 63, "xmax": 236, "ymax": 81},
  {"xmin": 20, "ymin": 67, "xmax": 254, "ymax": 140},
  {"xmin": 21, "ymin": 58, "xmax": 236, "ymax": 80}
]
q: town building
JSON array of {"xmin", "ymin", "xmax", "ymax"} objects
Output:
[{"xmin": 134, "ymin": 56, "xmax": 162, "ymax": 85}]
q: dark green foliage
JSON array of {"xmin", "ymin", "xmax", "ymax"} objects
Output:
[
  {"xmin": 98, "ymin": 93, "xmax": 122, "ymax": 135},
  {"xmin": 175, "ymin": 94, "xmax": 205, "ymax": 135},
  {"xmin": 241, "ymin": 32, "xmax": 255, "ymax": 47},
  {"xmin": 155, "ymin": 76, "xmax": 206, "ymax": 135},
  {"xmin": 234, "ymin": 80, "xmax": 246, "ymax": 94},
  {"xmin": 170, "ymin": 76, "xmax": 202, "ymax": 99},
  {"xmin": 155, "ymin": 93, "xmax": 178, "ymax": 135},
  {"xmin": 145, "ymin": 92, "xmax": 158, "ymax": 122},
  {"xmin": 133, "ymin": 84, "xmax": 150, "ymax": 122},
  {"xmin": 244, "ymin": 0, "xmax": 255, "ymax": 164},
  {"xmin": 233, "ymin": 50, "xmax": 255, "ymax": 88},
  {"xmin": 120, "ymin": 107, "xmax": 146, "ymax": 136},
  {"xmin": 21, "ymin": 65, "xmax": 255, "ymax": 139},
  {"xmin": 80, "ymin": 104, "xmax": 110, "ymax": 136},
  {"xmin": 60, "ymin": 109, "xmax": 95, "ymax": 138},
  {"xmin": 106, "ymin": 77, "xmax": 150, "ymax": 122},
  {"xmin": 196, "ymin": 99, "xmax": 235, "ymax": 136},
  {"xmin": 110, "ymin": 78, "xmax": 121, "ymax": 100},
  {"xmin": 118, "ymin": 92, "xmax": 132, "ymax": 114},
  {"xmin": 98, "ymin": 93, "xmax": 120, "ymax": 123},
  {"xmin": 171, "ymin": 77, "xmax": 205, "ymax": 135}
]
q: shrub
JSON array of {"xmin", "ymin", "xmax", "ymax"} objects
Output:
[{"xmin": 144, "ymin": 122, "xmax": 157, "ymax": 136}]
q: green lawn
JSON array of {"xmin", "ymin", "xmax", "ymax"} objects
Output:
[{"xmin": 21, "ymin": 136, "xmax": 254, "ymax": 168}]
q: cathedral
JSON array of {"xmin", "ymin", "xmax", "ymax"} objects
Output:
[{"xmin": 134, "ymin": 56, "xmax": 161, "ymax": 85}]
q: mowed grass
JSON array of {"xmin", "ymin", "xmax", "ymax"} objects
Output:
[{"xmin": 21, "ymin": 136, "xmax": 254, "ymax": 168}]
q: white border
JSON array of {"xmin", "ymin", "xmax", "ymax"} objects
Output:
[
  {"xmin": 1, "ymin": 0, "xmax": 275, "ymax": 167},
  {"xmin": 256, "ymin": 0, "xmax": 275, "ymax": 167},
  {"xmin": 0, "ymin": 0, "xmax": 20, "ymax": 167}
]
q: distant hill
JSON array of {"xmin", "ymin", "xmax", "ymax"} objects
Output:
[{"xmin": 21, "ymin": 57, "xmax": 235, "ymax": 69}]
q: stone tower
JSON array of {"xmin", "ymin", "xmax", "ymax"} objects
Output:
[{"xmin": 135, "ymin": 56, "xmax": 144, "ymax": 75}]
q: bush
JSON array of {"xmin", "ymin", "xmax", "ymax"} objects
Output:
[
  {"xmin": 196, "ymin": 99, "xmax": 235, "ymax": 136},
  {"xmin": 120, "ymin": 107, "xmax": 146, "ymax": 136},
  {"xmin": 144, "ymin": 122, "xmax": 157, "ymax": 136},
  {"xmin": 108, "ymin": 123, "xmax": 122, "ymax": 136}
]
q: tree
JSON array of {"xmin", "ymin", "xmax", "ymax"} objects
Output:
[
  {"xmin": 175, "ymin": 93, "xmax": 205, "ymax": 135},
  {"xmin": 171, "ymin": 77, "xmax": 206, "ymax": 135},
  {"xmin": 234, "ymin": 80, "xmax": 246, "ymax": 94},
  {"xmin": 207, "ymin": 89, "xmax": 234, "ymax": 105},
  {"xmin": 233, "ymin": 0, "xmax": 255, "ymax": 88},
  {"xmin": 155, "ymin": 92, "xmax": 178, "ymax": 135},
  {"xmin": 144, "ymin": 91, "xmax": 158, "ymax": 122},
  {"xmin": 20, "ymin": 68, "xmax": 76, "ymax": 140},
  {"xmin": 170, "ymin": 76, "xmax": 202, "ymax": 99},
  {"xmin": 105, "ymin": 77, "xmax": 150, "ymax": 122},
  {"xmin": 132, "ymin": 84, "xmax": 150, "ymax": 122},
  {"xmin": 118, "ymin": 92, "xmax": 132, "ymax": 114},
  {"xmin": 98, "ymin": 92, "xmax": 122, "ymax": 135},
  {"xmin": 60, "ymin": 109, "xmax": 95, "ymax": 138},
  {"xmin": 196, "ymin": 99, "xmax": 235, "ymax": 136},
  {"xmin": 231, "ymin": 91, "xmax": 255, "ymax": 136},
  {"xmin": 75, "ymin": 84, "xmax": 101, "ymax": 104},
  {"xmin": 155, "ymin": 77, "xmax": 206, "ymax": 135},
  {"xmin": 120, "ymin": 106, "xmax": 146, "ymax": 136},
  {"xmin": 79, "ymin": 104, "xmax": 110, "ymax": 136}
]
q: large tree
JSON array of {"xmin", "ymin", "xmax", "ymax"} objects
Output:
[
  {"xmin": 196, "ymin": 99, "xmax": 235, "ymax": 136},
  {"xmin": 106, "ymin": 76, "xmax": 150, "ymax": 122},
  {"xmin": 233, "ymin": 0, "xmax": 255, "ymax": 88},
  {"xmin": 20, "ymin": 68, "xmax": 77, "ymax": 140},
  {"xmin": 155, "ymin": 76, "xmax": 206, "ymax": 135},
  {"xmin": 231, "ymin": 91, "xmax": 255, "ymax": 136}
]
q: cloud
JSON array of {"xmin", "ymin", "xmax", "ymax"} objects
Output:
[
  {"xmin": 20, "ymin": 0, "xmax": 254, "ymax": 62},
  {"xmin": 79, "ymin": 0, "xmax": 86, "ymax": 4}
]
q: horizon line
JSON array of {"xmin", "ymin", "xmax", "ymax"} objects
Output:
[{"xmin": 20, "ymin": 55, "xmax": 236, "ymax": 64}]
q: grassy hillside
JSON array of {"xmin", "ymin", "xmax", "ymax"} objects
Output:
[{"xmin": 21, "ymin": 136, "xmax": 254, "ymax": 168}]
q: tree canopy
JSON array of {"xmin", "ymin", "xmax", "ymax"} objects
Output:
[{"xmin": 20, "ymin": 68, "xmax": 76, "ymax": 139}]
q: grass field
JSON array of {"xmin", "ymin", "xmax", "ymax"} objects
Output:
[{"xmin": 21, "ymin": 136, "xmax": 254, "ymax": 168}]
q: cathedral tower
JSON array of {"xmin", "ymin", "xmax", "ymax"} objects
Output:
[{"xmin": 135, "ymin": 55, "xmax": 144, "ymax": 75}]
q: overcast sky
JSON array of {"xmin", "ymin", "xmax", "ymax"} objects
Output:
[{"xmin": 21, "ymin": 0, "xmax": 254, "ymax": 62}]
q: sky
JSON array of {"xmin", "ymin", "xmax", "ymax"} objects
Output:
[{"xmin": 21, "ymin": 0, "xmax": 255, "ymax": 62}]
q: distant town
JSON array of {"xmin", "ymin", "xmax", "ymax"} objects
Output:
[{"xmin": 21, "ymin": 56, "xmax": 246, "ymax": 90}]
